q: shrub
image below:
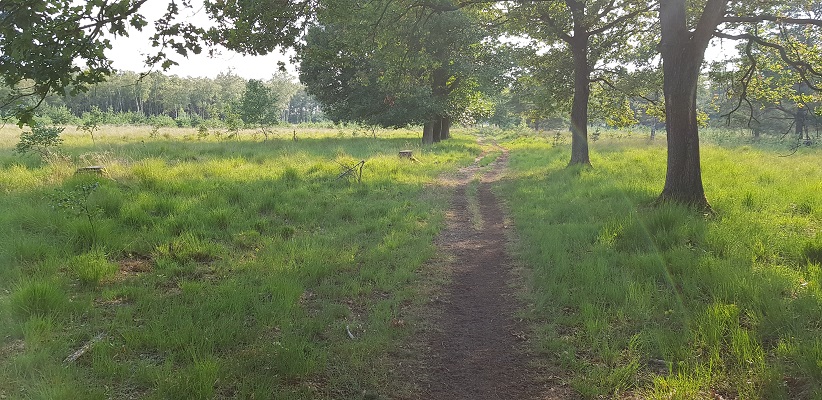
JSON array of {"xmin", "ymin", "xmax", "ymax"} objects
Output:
[
  {"xmin": 42, "ymin": 105, "xmax": 77, "ymax": 125},
  {"xmin": 147, "ymin": 114, "xmax": 177, "ymax": 128},
  {"xmin": 16, "ymin": 125, "xmax": 64, "ymax": 158}
]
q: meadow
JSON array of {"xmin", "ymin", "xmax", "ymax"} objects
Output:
[
  {"xmin": 1, "ymin": 122, "xmax": 821, "ymax": 399},
  {"xmin": 0, "ymin": 125, "xmax": 480, "ymax": 399},
  {"xmin": 499, "ymin": 131, "xmax": 822, "ymax": 399}
]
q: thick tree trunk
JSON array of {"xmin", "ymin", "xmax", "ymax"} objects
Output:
[
  {"xmin": 433, "ymin": 116, "xmax": 442, "ymax": 143},
  {"xmin": 568, "ymin": 38, "xmax": 591, "ymax": 166},
  {"xmin": 441, "ymin": 116, "xmax": 451, "ymax": 140},
  {"xmin": 657, "ymin": 0, "xmax": 726, "ymax": 209},
  {"xmin": 659, "ymin": 59, "xmax": 707, "ymax": 207},
  {"xmin": 423, "ymin": 121, "xmax": 434, "ymax": 145}
]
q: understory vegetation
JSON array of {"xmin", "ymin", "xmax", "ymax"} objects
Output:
[
  {"xmin": 500, "ymin": 132, "xmax": 822, "ymax": 399},
  {"xmin": 0, "ymin": 125, "xmax": 479, "ymax": 399}
]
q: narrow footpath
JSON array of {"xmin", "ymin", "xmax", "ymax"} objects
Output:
[{"xmin": 410, "ymin": 144, "xmax": 573, "ymax": 399}]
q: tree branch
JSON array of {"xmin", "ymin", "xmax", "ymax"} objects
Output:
[
  {"xmin": 722, "ymin": 15, "xmax": 822, "ymax": 28},
  {"xmin": 714, "ymin": 30, "xmax": 822, "ymax": 91}
]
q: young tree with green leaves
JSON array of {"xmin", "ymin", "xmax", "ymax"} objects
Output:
[{"xmin": 238, "ymin": 79, "xmax": 282, "ymax": 140}]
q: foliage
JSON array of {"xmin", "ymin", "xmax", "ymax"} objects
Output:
[
  {"xmin": 0, "ymin": 0, "xmax": 208, "ymax": 126},
  {"xmin": 298, "ymin": 0, "xmax": 509, "ymax": 130},
  {"xmin": 78, "ymin": 106, "xmax": 103, "ymax": 144},
  {"xmin": 238, "ymin": 79, "xmax": 283, "ymax": 139},
  {"xmin": 505, "ymin": 0, "xmax": 655, "ymax": 163},
  {"xmin": 710, "ymin": 18, "xmax": 822, "ymax": 143},
  {"xmin": 15, "ymin": 125, "xmax": 64, "ymax": 158},
  {"xmin": 51, "ymin": 180, "xmax": 102, "ymax": 245},
  {"xmin": 0, "ymin": 0, "xmax": 314, "ymax": 127}
]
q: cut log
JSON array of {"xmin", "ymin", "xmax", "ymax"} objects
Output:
[{"xmin": 399, "ymin": 150, "xmax": 413, "ymax": 159}]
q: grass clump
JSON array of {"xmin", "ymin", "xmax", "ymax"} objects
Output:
[
  {"xmin": 499, "ymin": 133, "xmax": 822, "ymax": 399},
  {"xmin": 69, "ymin": 247, "xmax": 118, "ymax": 285},
  {"xmin": 10, "ymin": 279, "xmax": 68, "ymax": 319}
]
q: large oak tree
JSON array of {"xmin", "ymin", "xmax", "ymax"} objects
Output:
[{"xmin": 658, "ymin": 0, "xmax": 822, "ymax": 208}]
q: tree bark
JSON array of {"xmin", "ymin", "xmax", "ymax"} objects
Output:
[
  {"xmin": 441, "ymin": 115, "xmax": 451, "ymax": 140},
  {"xmin": 657, "ymin": 0, "xmax": 727, "ymax": 209},
  {"xmin": 423, "ymin": 120, "xmax": 434, "ymax": 145},
  {"xmin": 433, "ymin": 116, "xmax": 442, "ymax": 143},
  {"xmin": 568, "ymin": 35, "xmax": 591, "ymax": 166}
]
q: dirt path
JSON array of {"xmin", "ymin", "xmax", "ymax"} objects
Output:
[{"xmin": 406, "ymin": 144, "xmax": 572, "ymax": 399}]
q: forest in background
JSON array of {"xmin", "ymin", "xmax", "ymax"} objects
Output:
[
  {"xmin": 2, "ymin": 70, "xmax": 326, "ymax": 129},
  {"xmin": 6, "ymin": 66, "xmax": 820, "ymax": 150}
]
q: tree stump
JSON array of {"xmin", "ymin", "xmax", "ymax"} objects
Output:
[
  {"xmin": 399, "ymin": 150, "xmax": 413, "ymax": 159},
  {"xmin": 76, "ymin": 166, "xmax": 105, "ymax": 175}
]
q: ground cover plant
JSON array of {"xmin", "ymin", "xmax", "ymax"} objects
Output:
[
  {"xmin": 499, "ymin": 131, "xmax": 822, "ymax": 399},
  {"xmin": 0, "ymin": 125, "xmax": 480, "ymax": 399}
]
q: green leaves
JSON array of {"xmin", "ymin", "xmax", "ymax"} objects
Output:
[
  {"xmin": 0, "ymin": 0, "xmax": 310, "ymax": 127},
  {"xmin": 298, "ymin": 0, "xmax": 508, "ymax": 129},
  {"xmin": 15, "ymin": 125, "xmax": 64, "ymax": 158}
]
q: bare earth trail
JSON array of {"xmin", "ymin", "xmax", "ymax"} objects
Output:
[{"xmin": 405, "ymin": 143, "xmax": 573, "ymax": 400}]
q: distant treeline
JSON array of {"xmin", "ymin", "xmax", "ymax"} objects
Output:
[{"xmin": 25, "ymin": 70, "xmax": 326, "ymax": 127}]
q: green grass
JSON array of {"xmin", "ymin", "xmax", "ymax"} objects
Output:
[
  {"xmin": 0, "ymin": 125, "xmax": 479, "ymax": 399},
  {"xmin": 498, "ymin": 133, "xmax": 822, "ymax": 399}
]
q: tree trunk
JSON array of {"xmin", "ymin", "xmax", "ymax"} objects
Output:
[
  {"xmin": 433, "ymin": 116, "xmax": 442, "ymax": 143},
  {"xmin": 568, "ymin": 37, "xmax": 591, "ymax": 166},
  {"xmin": 441, "ymin": 116, "xmax": 451, "ymax": 140},
  {"xmin": 423, "ymin": 121, "xmax": 434, "ymax": 145},
  {"xmin": 659, "ymin": 58, "xmax": 707, "ymax": 207},
  {"xmin": 656, "ymin": 0, "xmax": 726, "ymax": 209},
  {"xmin": 796, "ymin": 107, "xmax": 807, "ymax": 142}
]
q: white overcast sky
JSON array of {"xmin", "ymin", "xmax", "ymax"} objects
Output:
[{"xmin": 105, "ymin": 0, "xmax": 297, "ymax": 80}]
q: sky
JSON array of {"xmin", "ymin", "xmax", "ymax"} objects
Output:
[{"xmin": 105, "ymin": 0, "xmax": 297, "ymax": 80}]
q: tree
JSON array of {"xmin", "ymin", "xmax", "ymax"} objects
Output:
[
  {"xmin": 657, "ymin": 0, "xmax": 822, "ymax": 208},
  {"xmin": 508, "ymin": 0, "xmax": 654, "ymax": 165},
  {"xmin": 298, "ymin": 0, "xmax": 508, "ymax": 143},
  {"xmin": 238, "ymin": 79, "xmax": 282, "ymax": 139}
]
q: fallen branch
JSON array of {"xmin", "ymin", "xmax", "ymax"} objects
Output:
[{"xmin": 64, "ymin": 333, "xmax": 104, "ymax": 363}]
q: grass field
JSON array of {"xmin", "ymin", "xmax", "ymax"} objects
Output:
[
  {"xmin": 0, "ymin": 125, "xmax": 480, "ymax": 399},
  {"xmin": 499, "ymin": 132, "xmax": 822, "ymax": 399},
  {"xmin": 2, "ymin": 123, "xmax": 821, "ymax": 399}
]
